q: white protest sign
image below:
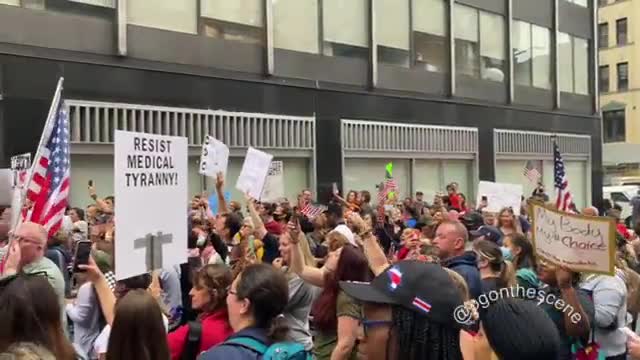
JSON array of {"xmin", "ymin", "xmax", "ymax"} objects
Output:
[
  {"xmin": 114, "ymin": 130, "xmax": 188, "ymax": 280},
  {"xmin": 236, "ymin": 147, "xmax": 273, "ymax": 199},
  {"xmin": 261, "ymin": 161, "xmax": 284, "ymax": 202},
  {"xmin": 530, "ymin": 202, "xmax": 615, "ymax": 275},
  {"xmin": 0, "ymin": 169, "xmax": 12, "ymax": 206},
  {"xmin": 477, "ymin": 181, "xmax": 523, "ymax": 215},
  {"xmin": 10, "ymin": 153, "xmax": 31, "ymax": 189},
  {"xmin": 199, "ymin": 136, "xmax": 229, "ymax": 177}
]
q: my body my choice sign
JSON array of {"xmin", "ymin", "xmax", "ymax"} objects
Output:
[
  {"xmin": 114, "ymin": 130, "xmax": 188, "ymax": 280},
  {"xmin": 529, "ymin": 202, "xmax": 616, "ymax": 275}
]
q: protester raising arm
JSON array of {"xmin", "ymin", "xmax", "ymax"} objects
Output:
[
  {"xmin": 246, "ymin": 193, "xmax": 267, "ymax": 240},
  {"xmin": 556, "ymin": 267, "xmax": 591, "ymax": 338},
  {"xmin": 89, "ymin": 183, "xmax": 113, "ymax": 215},
  {"xmin": 214, "ymin": 172, "xmax": 228, "ymax": 215},
  {"xmin": 80, "ymin": 255, "xmax": 117, "ymax": 326},
  {"xmin": 288, "ymin": 220, "xmax": 335, "ymax": 288}
]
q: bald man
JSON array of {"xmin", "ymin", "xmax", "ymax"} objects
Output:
[
  {"xmin": 3, "ymin": 222, "xmax": 67, "ymax": 332},
  {"xmin": 582, "ymin": 206, "xmax": 599, "ymax": 217}
]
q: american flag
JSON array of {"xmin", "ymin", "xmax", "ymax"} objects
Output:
[
  {"xmin": 25, "ymin": 100, "xmax": 70, "ymax": 236},
  {"xmin": 523, "ymin": 160, "xmax": 541, "ymax": 184},
  {"xmin": 376, "ymin": 178, "xmax": 398, "ymax": 206},
  {"xmin": 553, "ymin": 140, "xmax": 573, "ymax": 212},
  {"xmin": 300, "ymin": 202, "xmax": 326, "ymax": 219}
]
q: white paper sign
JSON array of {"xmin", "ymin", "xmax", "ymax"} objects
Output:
[
  {"xmin": 0, "ymin": 169, "xmax": 12, "ymax": 206},
  {"xmin": 261, "ymin": 161, "xmax": 284, "ymax": 202},
  {"xmin": 114, "ymin": 130, "xmax": 188, "ymax": 280},
  {"xmin": 477, "ymin": 181, "xmax": 523, "ymax": 215},
  {"xmin": 530, "ymin": 202, "xmax": 615, "ymax": 275},
  {"xmin": 10, "ymin": 153, "xmax": 31, "ymax": 189},
  {"xmin": 199, "ymin": 136, "xmax": 229, "ymax": 177},
  {"xmin": 236, "ymin": 147, "xmax": 273, "ymax": 199}
]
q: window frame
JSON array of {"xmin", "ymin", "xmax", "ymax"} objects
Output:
[
  {"xmin": 617, "ymin": 62, "xmax": 629, "ymax": 91},
  {"xmin": 599, "ymin": 22, "xmax": 609, "ymax": 48},
  {"xmin": 616, "ymin": 18, "xmax": 628, "ymax": 46},
  {"xmin": 602, "ymin": 109, "xmax": 626, "ymax": 143},
  {"xmin": 599, "ymin": 65, "xmax": 610, "ymax": 92}
]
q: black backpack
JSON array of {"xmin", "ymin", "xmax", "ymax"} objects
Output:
[{"xmin": 180, "ymin": 321, "xmax": 202, "ymax": 360}]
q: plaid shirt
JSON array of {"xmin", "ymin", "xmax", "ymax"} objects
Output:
[{"xmin": 104, "ymin": 271, "xmax": 117, "ymax": 292}]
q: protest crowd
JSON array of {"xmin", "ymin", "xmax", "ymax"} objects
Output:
[{"xmin": 2, "ymin": 111, "xmax": 640, "ymax": 360}]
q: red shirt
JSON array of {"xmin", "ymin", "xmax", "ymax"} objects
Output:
[
  {"xmin": 168, "ymin": 309, "xmax": 233, "ymax": 360},
  {"xmin": 449, "ymin": 193, "xmax": 462, "ymax": 211},
  {"xmin": 617, "ymin": 223, "xmax": 631, "ymax": 240}
]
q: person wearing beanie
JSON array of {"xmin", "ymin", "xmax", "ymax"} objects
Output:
[{"xmin": 477, "ymin": 298, "xmax": 561, "ymax": 360}]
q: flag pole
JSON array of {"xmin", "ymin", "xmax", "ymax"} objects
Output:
[{"xmin": 11, "ymin": 77, "xmax": 64, "ymax": 231}]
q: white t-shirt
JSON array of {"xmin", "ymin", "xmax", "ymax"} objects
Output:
[{"xmin": 93, "ymin": 314, "xmax": 168, "ymax": 357}]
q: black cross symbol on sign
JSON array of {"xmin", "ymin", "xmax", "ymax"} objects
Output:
[{"xmin": 133, "ymin": 232, "xmax": 173, "ymax": 272}]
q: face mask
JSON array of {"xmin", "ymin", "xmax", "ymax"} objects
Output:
[
  {"xmin": 196, "ymin": 234, "xmax": 207, "ymax": 246},
  {"xmin": 501, "ymin": 247, "xmax": 514, "ymax": 261}
]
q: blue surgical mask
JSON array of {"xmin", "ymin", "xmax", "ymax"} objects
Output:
[
  {"xmin": 197, "ymin": 234, "xmax": 207, "ymax": 246},
  {"xmin": 501, "ymin": 246, "xmax": 514, "ymax": 261}
]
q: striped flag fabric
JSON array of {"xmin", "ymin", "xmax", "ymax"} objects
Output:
[
  {"xmin": 553, "ymin": 140, "xmax": 573, "ymax": 212},
  {"xmin": 25, "ymin": 98, "xmax": 70, "ymax": 236},
  {"xmin": 300, "ymin": 202, "xmax": 326, "ymax": 219},
  {"xmin": 523, "ymin": 160, "xmax": 541, "ymax": 184},
  {"xmin": 412, "ymin": 296, "xmax": 432, "ymax": 314}
]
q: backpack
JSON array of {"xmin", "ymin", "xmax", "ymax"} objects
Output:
[
  {"xmin": 224, "ymin": 337, "xmax": 311, "ymax": 360},
  {"xmin": 180, "ymin": 321, "xmax": 202, "ymax": 360}
]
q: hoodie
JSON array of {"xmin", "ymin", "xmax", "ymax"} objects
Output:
[{"xmin": 443, "ymin": 251, "xmax": 482, "ymax": 299}]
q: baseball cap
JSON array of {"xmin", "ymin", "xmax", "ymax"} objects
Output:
[
  {"xmin": 470, "ymin": 225, "xmax": 502, "ymax": 244},
  {"xmin": 340, "ymin": 261, "xmax": 464, "ymax": 328},
  {"xmin": 461, "ymin": 211, "xmax": 484, "ymax": 232}
]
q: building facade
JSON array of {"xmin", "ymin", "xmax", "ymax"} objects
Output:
[
  {"xmin": 599, "ymin": 0, "xmax": 640, "ymax": 184},
  {"xmin": 0, "ymin": 0, "xmax": 600, "ymax": 208}
]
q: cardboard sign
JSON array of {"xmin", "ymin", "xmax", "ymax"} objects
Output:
[
  {"xmin": 477, "ymin": 181, "xmax": 523, "ymax": 215},
  {"xmin": 529, "ymin": 202, "xmax": 616, "ymax": 275},
  {"xmin": 114, "ymin": 130, "xmax": 188, "ymax": 280},
  {"xmin": 235, "ymin": 147, "xmax": 273, "ymax": 199},
  {"xmin": 199, "ymin": 136, "xmax": 229, "ymax": 177},
  {"xmin": 261, "ymin": 161, "xmax": 284, "ymax": 202},
  {"xmin": 10, "ymin": 153, "xmax": 31, "ymax": 189}
]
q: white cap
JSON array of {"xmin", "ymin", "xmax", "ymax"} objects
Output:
[{"xmin": 331, "ymin": 224, "xmax": 356, "ymax": 247}]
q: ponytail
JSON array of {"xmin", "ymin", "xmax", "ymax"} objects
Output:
[
  {"xmin": 266, "ymin": 314, "xmax": 289, "ymax": 343},
  {"xmin": 496, "ymin": 260, "xmax": 516, "ymax": 289}
]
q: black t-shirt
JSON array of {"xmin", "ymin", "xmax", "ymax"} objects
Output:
[{"xmin": 262, "ymin": 233, "xmax": 280, "ymax": 264}]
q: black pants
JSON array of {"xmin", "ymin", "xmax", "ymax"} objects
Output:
[{"xmin": 606, "ymin": 353, "xmax": 626, "ymax": 360}]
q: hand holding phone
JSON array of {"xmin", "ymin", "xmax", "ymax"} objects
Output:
[{"xmin": 73, "ymin": 241, "xmax": 92, "ymax": 273}]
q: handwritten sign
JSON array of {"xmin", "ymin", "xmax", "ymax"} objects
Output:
[
  {"xmin": 115, "ymin": 130, "xmax": 188, "ymax": 280},
  {"xmin": 235, "ymin": 147, "xmax": 273, "ymax": 199},
  {"xmin": 261, "ymin": 161, "xmax": 284, "ymax": 202},
  {"xmin": 477, "ymin": 181, "xmax": 523, "ymax": 215},
  {"xmin": 199, "ymin": 136, "xmax": 229, "ymax": 177},
  {"xmin": 529, "ymin": 202, "xmax": 616, "ymax": 275}
]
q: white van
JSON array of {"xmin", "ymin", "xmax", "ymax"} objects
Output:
[{"xmin": 603, "ymin": 185, "xmax": 640, "ymax": 226}]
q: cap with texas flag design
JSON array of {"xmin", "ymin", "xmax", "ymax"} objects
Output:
[{"xmin": 340, "ymin": 260, "xmax": 464, "ymax": 328}]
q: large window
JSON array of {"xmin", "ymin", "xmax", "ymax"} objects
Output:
[
  {"xmin": 273, "ymin": 0, "xmax": 319, "ymax": 54},
  {"xmin": 565, "ymin": 0, "xmax": 588, "ymax": 6},
  {"xmin": 455, "ymin": 5, "xmax": 505, "ymax": 82},
  {"xmin": 558, "ymin": 32, "xmax": 590, "ymax": 95},
  {"xmin": 603, "ymin": 110, "xmax": 626, "ymax": 143},
  {"xmin": 412, "ymin": 0, "xmax": 448, "ymax": 73},
  {"xmin": 617, "ymin": 62, "xmax": 629, "ymax": 91},
  {"xmin": 376, "ymin": 0, "xmax": 410, "ymax": 67},
  {"xmin": 617, "ymin": 18, "xmax": 628, "ymax": 46},
  {"xmin": 200, "ymin": 0, "xmax": 264, "ymax": 45},
  {"xmin": 323, "ymin": 0, "xmax": 369, "ymax": 59},
  {"xmin": 128, "ymin": 0, "xmax": 197, "ymax": 34},
  {"xmin": 600, "ymin": 65, "xmax": 610, "ymax": 92},
  {"xmin": 599, "ymin": 23, "xmax": 609, "ymax": 48},
  {"xmin": 0, "ymin": 0, "xmax": 115, "ymax": 16},
  {"xmin": 513, "ymin": 21, "xmax": 551, "ymax": 89}
]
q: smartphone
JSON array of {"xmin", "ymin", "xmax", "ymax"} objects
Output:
[
  {"xmin": 88, "ymin": 180, "xmax": 94, "ymax": 187},
  {"xmin": 73, "ymin": 241, "xmax": 92, "ymax": 273}
]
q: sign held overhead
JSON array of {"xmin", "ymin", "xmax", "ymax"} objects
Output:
[
  {"xmin": 199, "ymin": 135, "xmax": 229, "ymax": 177},
  {"xmin": 236, "ymin": 147, "xmax": 273, "ymax": 200},
  {"xmin": 114, "ymin": 130, "xmax": 188, "ymax": 280},
  {"xmin": 529, "ymin": 201, "xmax": 616, "ymax": 275}
]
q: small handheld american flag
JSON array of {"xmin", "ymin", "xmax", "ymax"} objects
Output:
[
  {"xmin": 553, "ymin": 140, "xmax": 573, "ymax": 212},
  {"xmin": 523, "ymin": 160, "xmax": 541, "ymax": 184},
  {"xmin": 300, "ymin": 202, "xmax": 327, "ymax": 219},
  {"xmin": 24, "ymin": 81, "xmax": 70, "ymax": 237}
]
